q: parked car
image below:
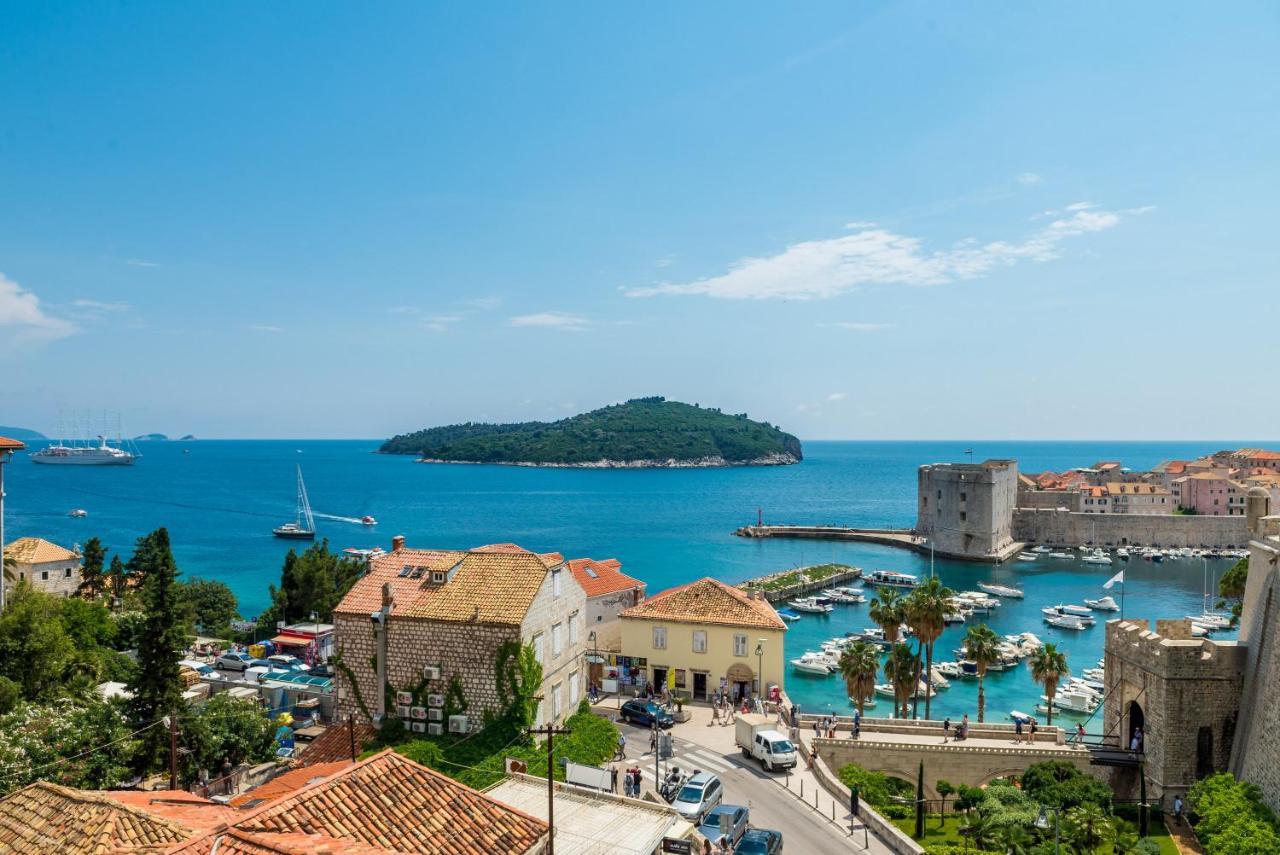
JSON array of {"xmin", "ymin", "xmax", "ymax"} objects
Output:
[
  {"xmin": 180, "ymin": 661, "xmax": 222, "ymax": 681},
  {"xmin": 248, "ymin": 658, "xmax": 275, "ymax": 671},
  {"xmin": 215, "ymin": 652, "xmax": 253, "ymax": 672},
  {"xmin": 735, "ymin": 828, "xmax": 783, "ymax": 854},
  {"xmin": 698, "ymin": 804, "xmax": 748, "ymax": 848},
  {"xmin": 308, "ymin": 663, "xmax": 335, "ymax": 678},
  {"xmin": 266, "ymin": 654, "xmax": 310, "ymax": 672},
  {"xmin": 671, "ymin": 771, "xmax": 723, "ymax": 823},
  {"xmin": 620, "ymin": 699, "xmax": 674, "ymax": 729}
]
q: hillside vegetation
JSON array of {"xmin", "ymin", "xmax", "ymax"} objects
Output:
[{"xmin": 380, "ymin": 397, "xmax": 802, "ymax": 466}]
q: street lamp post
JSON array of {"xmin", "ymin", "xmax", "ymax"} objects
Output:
[
  {"xmin": 1035, "ymin": 806, "xmax": 1061, "ymax": 855},
  {"xmin": 755, "ymin": 639, "xmax": 765, "ymax": 704}
]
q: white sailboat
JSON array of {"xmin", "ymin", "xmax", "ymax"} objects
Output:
[{"xmin": 274, "ymin": 465, "xmax": 316, "ymax": 540}]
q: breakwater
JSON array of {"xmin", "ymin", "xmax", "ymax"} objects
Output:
[{"xmin": 736, "ymin": 562, "xmax": 862, "ymax": 603}]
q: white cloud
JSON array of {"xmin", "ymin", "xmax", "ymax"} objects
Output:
[
  {"xmin": 126, "ymin": 258, "xmax": 160, "ymax": 268},
  {"xmin": 823, "ymin": 322, "xmax": 894, "ymax": 332},
  {"xmin": 71, "ymin": 299, "xmax": 129, "ymax": 312},
  {"xmin": 508, "ymin": 312, "xmax": 589, "ymax": 330},
  {"xmin": 826, "ymin": 392, "xmax": 847, "ymax": 402},
  {"xmin": 1065, "ymin": 201, "xmax": 1097, "ymax": 211},
  {"xmin": 654, "ymin": 256, "xmax": 676, "ymax": 269},
  {"xmin": 844, "ymin": 221, "xmax": 878, "ymax": 229},
  {"xmin": 625, "ymin": 204, "xmax": 1146, "ymax": 300},
  {"xmin": 0, "ymin": 273, "xmax": 76, "ymax": 342},
  {"xmin": 423, "ymin": 315, "xmax": 462, "ymax": 332},
  {"xmin": 248, "ymin": 324, "xmax": 284, "ymax": 333},
  {"xmin": 1016, "ymin": 172, "xmax": 1043, "ymax": 186}
]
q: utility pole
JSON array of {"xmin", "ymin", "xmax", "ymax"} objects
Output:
[
  {"xmin": 167, "ymin": 715, "xmax": 179, "ymax": 790},
  {"xmin": 528, "ymin": 720, "xmax": 572, "ymax": 855}
]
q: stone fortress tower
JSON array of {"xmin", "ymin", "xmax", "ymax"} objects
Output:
[{"xmin": 916, "ymin": 459, "xmax": 1020, "ymax": 561}]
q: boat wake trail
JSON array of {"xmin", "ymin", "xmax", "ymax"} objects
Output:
[{"xmin": 313, "ymin": 513, "xmax": 367, "ymax": 524}]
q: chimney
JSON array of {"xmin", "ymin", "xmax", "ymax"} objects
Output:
[{"xmin": 391, "ymin": 534, "xmax": 405, "ymax": 552}]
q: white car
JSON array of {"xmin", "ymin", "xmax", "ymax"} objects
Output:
[
  {"xmin": 266, "ymin": 654, "xmax": 310, "ymax": 672},
  {"xmin": 671, "ymin": 771, "xmax": 724, "ymax": 824}
]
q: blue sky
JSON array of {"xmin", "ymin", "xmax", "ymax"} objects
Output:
[{"xmin": 1, "ymin": 2, "xmax": 1276, "ymax": 440}]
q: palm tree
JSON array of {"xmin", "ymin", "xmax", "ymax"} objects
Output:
[
  {"xmin": 960, "ymin": 810, "xmax": 998, "ymax": 851},
  {"xmin": 869, "ymin": 587, "xmax": 906, "ymax": 643},
  {"xmin": 1109, "ymin": 818, "xmax": 1140, "ymax": 854},
  {"xmin": 999, "ymin": 824, "xmax": 1034, "ymax": 855},
  {"xmin": 1063, "ymin": 803, "xmax": 1112, "ymax": 852},
  {"xmin": 885, "ymin": 641, "xmax": 917, "ymax": 719},
  {"xmin": 839, "ymin": 640, "xmax": 880, "ymax": 717},
  {"xmin": 1029, "ymin": 642, "xmax": 1069, "ymax": 726},
  {"xmin": 905, "ymin": 577, "xmax": 952, "ymax": 720},
  {"xmin": 963, "ymin": 623, "xmax": 1000, "ymax": 723}
]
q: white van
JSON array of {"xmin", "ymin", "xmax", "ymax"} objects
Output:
[{"xmin": 735, "ymin": 713, "xmax": 797, "ymax": 772}]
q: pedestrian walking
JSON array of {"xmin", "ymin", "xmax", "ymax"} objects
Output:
[
  {"xmin": 943, "ymin": 717, "xmax": 951, "ymax": 743},
  {"xmin": 1014, "ymin": 717, "xmax": 1023, "ymax": 744},
  {"xmin": 853, "ymin": 711, "xmax": 861, "ymax": 740},
  {"xmin": 1075, "ymin": 722, "xmax": 1086, "ymax": 746},
  {"xmin": 1029, "ymin": 719, "xmax": 1038, "ymax": 743},
  {"xmin": 1174, "ymin": 794, "xmax": 1184, "ymax": 825}
]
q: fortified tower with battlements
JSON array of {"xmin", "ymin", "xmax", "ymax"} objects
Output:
[{"xmin": 916, "ymin": 459, "xmax": 1020, "ymax": 562}]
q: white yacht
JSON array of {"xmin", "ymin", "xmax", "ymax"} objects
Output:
[
  {"xmin": 1188, "ymin": 611, "xmax": 1233, "ymax": 629},
  {"xmin": 32, "ymin": 435, "xmax": 137, "ymax": 466},
  {"xmin": 790, "ymin": 652, "xmax": 833, "ymax": 675},
  {"xmin": 1081, "ymin": 548, "xmax": 1113, "ymax": 565},
  {"xmin": 1017, "ymin": 553, "xmax": 1039, "ymax": 562},
  {"xmin": 1037, "ymin": 692, "xmax": 1098, "ymax": 716},
  {"xmin": 1048, "ymin": 552, "xmax": 1074, "ymax": 559},
  {"xmin": 977, "ymin": 582, "xmax": 1025, "ymax": 599},
  {"xmin": 788, "ymin": 597, "xmax": 833, "ymax": 614},
  {"xmin": 1084, "ymin": 596, "xmax": 1121, "ymax": 612},
  {"xmin": 1044, "ymin": 613, "xmax": 1089, "ymax": 630}
]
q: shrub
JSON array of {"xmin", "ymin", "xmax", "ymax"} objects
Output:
[
  {"xmin": 923, "ymin": 846, "xmax": 1001, "ymax": 855},
  {"xmin": 837, "ymin": 762, "xmax": 914, "ymax": 812},
  {"xmin": 1132, "ymin": 840, "xmax": 1161, "ymax": 855},
  {"xmin": 1187, "ymin": 772, "xmax": 1280, "ymax": 853},
  {"xmin": 1019, "ymin": 760, "xmax": 1113, "ymax": 811}
]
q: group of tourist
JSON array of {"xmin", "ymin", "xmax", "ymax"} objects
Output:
[{"xmin": 943, "ymin": 714, "xmax": 972, "ymax": 742}]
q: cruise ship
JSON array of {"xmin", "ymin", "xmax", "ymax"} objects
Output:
[{"xmin": 31, "ymin": 435, "xmax": 138, "ymax": 466}]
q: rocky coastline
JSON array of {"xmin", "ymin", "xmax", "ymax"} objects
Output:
[{"xmin": 414, "ymin": 452, "xmax": 800, "ymax": 469}]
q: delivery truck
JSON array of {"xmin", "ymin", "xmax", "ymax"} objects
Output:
[{"xmin": 735, "ymin": 713, "xmax": 798, "ymax": 772}]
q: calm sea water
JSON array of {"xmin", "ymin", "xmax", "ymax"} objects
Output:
[{"xmin": 5, "ymin": 439, "xmax": 1257, "ymax": 729}]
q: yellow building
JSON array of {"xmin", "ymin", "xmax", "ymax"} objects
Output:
[{"xmin": 619, "ymin": 577, "xmax": 787, "ymax": 703}]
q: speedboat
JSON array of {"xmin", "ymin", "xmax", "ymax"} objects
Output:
[
  {"xmin": 934, "ymin": 661, "xmax": 964, "ymax": 678},
  {"xmin": 1009, "ymin": 710, "xmax": 1036, "ymax": 725},
  {"xmin": 1056, "ymin": 603, "xmax": 1095, "ymax": 617},
  {"xmin": 826, "ymin": 589, "xmax": 864, "ymax": 604},
  {"xmin": 788, "ymin": 597, "xmax": 833, "ymax": 614},
  {"xmin": 1190, "ymin": 623, "xmax": 1213, "ymax": 638},
  {"xmin": 1044, "ymin": 613, "xmax": 1088, "ymax": 630},
  {"xmin": 777, "ymin": 610, "xmax": 802, "ymax": 622},
  {"xmin": 874, "ymin": 683, "xmax": 897, "ymax": 698},
  {"xmin": 361, "ymin": 515, "xmax": 378, "ymax": 526},
  {"xmin": 1081, "ymin": 549, "xmax": 1113, "ymax": 565},
  {"xmin": 1084, "ymin": 596, "xmax": 1121, "ymax": 612},
  {"xmin": 978, "ymin": 582, "xmax": 1025, "ymax": 599},
  {"xmin": 1042, "ymin": 606, "xmax": 1095, "ymax": 625},
  {"xmin": 848, "ymin": 695, "xmax": 877, "ymax": 709},
  {"xmin": 68, "ymin": 508, "xmax": 88, "ymax": 518},
  {"xmin": 790, "ymin": 652, "xmax": 833, "ymax": 675},
  {"xmin": 1017, "ymin": 553, "xmax": 1039, "ymax": 562},
  {"xmin": 1048, "ymin": 552, "xmax": 1074, "ymax": 559}
]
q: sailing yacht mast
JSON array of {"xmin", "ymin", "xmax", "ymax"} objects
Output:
[{"xmin": 296, "ymin": 465, "xmax": 315, "ymax": 532}]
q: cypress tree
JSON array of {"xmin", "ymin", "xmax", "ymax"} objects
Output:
[
  {"xmin": 78, "ymin": 537, "xmax": 107, "ymax": 599},
  {"xmin": 125, "ymin": 528, "xmax": 187, "ymax": 772},
  {"xmin": 107, "ymin": 555, "xmax": 130, "ymax": 606}
]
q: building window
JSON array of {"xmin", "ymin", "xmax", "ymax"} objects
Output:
[
  {"xmin": 569, "ymin": 671, "xmax": 579, "ymax": 706},
  {"xmin": 41, "ymin": 571, "xmax": 48, "ymax": 581},
  {"xmin": 552, "ymin": 569, "xmax": 562, "ymax": 597},
  {"xmin": 692, "ymin": 630, "xmax": 708, "ymax": 653},
  {"xmin": 569, "ymin": 611, "xmax": 580, "ymax": 644},
  {"xmin": 533, "ymin": 633, "xmax": 544, "ymax": 664},
  {"xmin": 674, "ymin": 668, "xmax": 687, "ymax": 689},
  {"xmin": 553, "ymin": 682, "xmax": 563, "ymax": 720},
  {"xmin": 733, "ymin": 634, "xmax": 748, "ymax": 657},
  {"xmin": 959, "ymin": 511, "xmax": 967, "ymax": 522},
  {"xmin": 652, "ymin": 626, "xmax": 667, "ymax": 650},
  {"xmin": 552, "ymin": 623, "xmax": 563, "ymax": 657},
  {"xmin": 65, "ymin": 568, "xmax": 73, "ymax": 578},
  {"xmin": 960, "ymin": 492, "xmax": 967, "ymax": 501},
  {"xmin": 432, "ymin": 571, "xmax": 446, "ymax": 583}
]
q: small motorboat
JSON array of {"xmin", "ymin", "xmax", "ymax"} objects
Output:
[
  {"xmin": 777, "ymin": 609, "xmax": 802, "ymax": 621},
  {"xmin": 1037, "ymin": 693, "xmax": 1098, "ymax": 716},
  {"xmin": 1081, "ymin": 548, "xmax": 1113, "ymax": 565},
  {"xmin": 826, "ymin": 589, "xmax": 864, "ymax": 604},
  {"xmin": 68, "ymin": 508, "xmax": 88, "ymax": 518},
  {"xmin": 978, "ymin": 582, "xmax": 1025, "ymax": 599},
  {"xmin": 361, "ymin": 515, "xmax": 378, "ymax": 526},
  {"xmin": 934, "ymin": 661, "xmax": 964, "ymax": 679},
  {"xmin": 1116, "ymin": 547, "xmax": 1131, "ymax": 560},
  {"xmin": 1084, "ymin": 596, "xmax": 1121, "ymax": 612},
  {"xmin": 790, "ymin": 652, "xmax": 833, "ymax": 675},
  {"xmin": 874, "ymin": 683, "xmax": 897, "ymax": 698},
  {"xmin": 1048, "ymin": 552, "xmax": 1074, "ymax": 559},
  {"xmin": 1044, "ymin": 613, "xmax": 1089, "ymax": 630},
  {"xmin": 1056, "ymin": 603, "xmax": 1095, "ymax": 617},
  {"xmin": 848, "ymin": 695, "xmax": 877, "ymax": 709},
  {"xmin": 1009, "ymin": 710, "xmax": 1037, "ymax": 725},
  {"xmin": 1032, "ymin": 545, "xmax": 1052, "ymax": 553},
  {"xmin": 1017, "ymin": 553, "xmax": 1039, "ymax": 562},
  {"xmin": 788, "ymin": 597, "xmax": 834, "ymax": 614}
]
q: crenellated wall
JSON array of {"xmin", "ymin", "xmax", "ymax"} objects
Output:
[{"xmin": 1013, "ymin": 508, "xmax": 1249, "ymax": 548}]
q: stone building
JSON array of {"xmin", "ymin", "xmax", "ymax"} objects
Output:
[
  {"xmin": 1173, "ymin": 473, "xmax": 1248, "ymax": 516},
  {"xmin": 3, "ymin": 537, "xmax": 82, "ymax": 597},
  {"xmin": 916, "ymin": 460, "xmax": 1020, "ymax": 561},
  {"xmin": 1102, "ymin": 618, "xmax": 1245, "ymax": 808},
  {"xmin": 333, "ymin": 538, "xmax": 588, "ymax": 732},
  {"xmin": 565, "ymin": 557, "xmax": 645, "ymax": 654},
  {"xmin": 619, "ymin": 578, "xmax": 786, "ymax": 703},
  {"xmin": 1078, "ymin": 483, "xmax": 1174, "ymax": 515}
]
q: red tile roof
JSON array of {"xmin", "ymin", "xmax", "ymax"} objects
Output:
[
  {"xmin": 566, "ymin": 557, "xmax": 644, "ymax": 598},
  {"xmin": 0, "ymin": 436, "xmax": 25, "ymax": 451},
  {"xmin": 228, "ymin": 762, "xmax": 351, "ymax": 808},
  {"xmin": 621, "ymin": 577, "xmax": 787, "ymax": 630},
  {"xmin": 296, "ymin": 720, "xmax": 376, "ymax": 767}
]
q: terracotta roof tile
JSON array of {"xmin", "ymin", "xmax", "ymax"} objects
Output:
[
  {"xmin": 567, "ymin": 558, "xmax": 645, "ymax": 599},
  {"xmin": 333, "ymin": 549, "xmax": 463, "ymax": 616},
  {"xmin": 297, "ymin": 721, "xmax": 376, "ymax": 767},
  {"xmin": 229, "ymin": 762, "xmax": 351, "ymax": 808},
  {"xmin": 404, "ymin": 551, "xmax": 553, "ymax": 625},
  {"xmin": 621, "ymin": 577, "xmax": 786, "ymax": 631},
  {"xmin": 0, "ymin": 781, "xmax": 197, "ymax": 854},
  {"xmin": 0, "ymin": 437, "xmax": 24, "ymax": 451},
  {"xmin": 232, "ymin": 749, "xmax": 546, "ymax": 855},
  {"xmin": 4, "ymin": 536, "xmax": 79, "ymax": 565}
]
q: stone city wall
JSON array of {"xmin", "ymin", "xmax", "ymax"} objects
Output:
[
  {"xmin": 1013, "ymin": 508, "xmax": 1249, "ymax": 548},
  {"xmin": 1231, "ymin": 531, "xmax": 1280, "ymax": 812}
]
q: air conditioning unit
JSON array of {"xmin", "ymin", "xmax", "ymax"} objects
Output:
[
  {"xmin": 428, "ymin": 709, "xmax": 443, "ymax": 722},
  {"xmin": 411, "ymin": 721, "xmax": 426, "ymax": 733},
  {"xmin": 396, "ymin": 691, "xmax": 413, "ymax": 706},
  {"xmin": 448, "ymin": 715, "xmax": 469, "ymax": 734},
  {"xmin": 396, "ymin": 705, "xmax": 411, "ymax": 719},
  {"xmin": 423, "ymin": 665, "xmax": 442, "ymax": 680},
  {"xmin": 426, "ymin": 693, "xmax": 445, "ymax": 707},
  {"xmin": 427, "ymin": 722, "xmax": 444, "ymax": 736},
  {"xmin": 402, "ymin": 719, "xmax": 413, "ymax": 731},
  {"xmin": 411, "ymin": 706, "xmax": 427, "ymax": 720}
]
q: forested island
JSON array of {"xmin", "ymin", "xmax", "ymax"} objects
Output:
[{"xmin": 380, "ymin": 397, "xmax": 802, "ymax": 467}]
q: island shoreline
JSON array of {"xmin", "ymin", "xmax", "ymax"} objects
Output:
[{"xmin": 402, "ymin": 452, "xmax": 800, "ymax": 469}]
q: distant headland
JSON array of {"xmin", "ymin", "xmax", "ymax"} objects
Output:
[
  {"xmin": 0, "ymin": 425, "xmax": 46, "ymax": 441},
  {"xmin": 379, "ymin": 397, "xmax": 802, "ymax": 468}
]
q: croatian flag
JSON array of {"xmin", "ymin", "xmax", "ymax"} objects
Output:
[{"xmin": 1103, "ymin": 570, "xmax": 1125, "ymax": 590}]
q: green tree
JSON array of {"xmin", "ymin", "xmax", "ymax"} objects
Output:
[
  {"xmin": 914, "ymin": 760, "xmax": 926, "ymax": 839},
  {"xmin": 494, "ymin": 641, "xmax": 544, "ymax": 729},
  {"xmin": 999, "ymin": 823, "xmax": 1034, "ymax": 855},
  {"xmin": 1109, "ymin": 819, "xmax": 1140, "ymax": 854},
  {"xmin": 107, "ymin": 555, "xmax": 132, "ymax": 606},
  {"xmin": 838, "ymin": 640, "xmax": 880, "ymax": 717},
  {"xmin": 124, "ymin": 528, "xmax": 188, "ymax": 772},
  {"xmin": 905, "ymin": 577, "xmax": 952, "ymax": 720},
  {"xmin": 963, "ymin": 623, "xmax": 1000, "ymax": 723},
  {"xmin": 1029, "ymin": 643, "xmax": 1069, "ymax": 726},
  {"xmin": 960, "ymin": 809, "xmax": 998, "ymax": 850},
  {"xmin": 870, "ymin": 588, "xmax": 906, "ymax": 643},
  {"xmin": 78, "ymin": 537, "xmax": 108, "ymax": 599},
  {"xmin": 0, "ymin": 676, "xmax": 20, "ymax": 714},
  {"xmin": 884, "ymin": 641, "xmax": 917, "ymax": 720},
  {"xmin": 936, "ymin": 780, "xmax": 955, "ymax": 821},
  {"xmin": 1063, "ymin": 802, "xmax": 1112, "ymax": 852},
  {"xmin": 1020, "ymin": 760, "xmax": 1113, "ymax": 811},
  {"xmin": 257, "ymin": 540, "xmax": 361, "ymax": 629},
  {"xmin": 180, "ymin": 694, "xmax": 275, "ymax": 785},
  {"xmin": 1220, "ymin": 557, "xmax": 1248, "ymax": 599},
  {"xmin": 179, "ymin": 578, "xmax": 239, "ymax": 636},
  {"xmin": 1205, "ymin": 818, "xmax": 1280, "ymax": 855},
  {"xmin": 954, "ymin": 784, "xmax": 985, "ymax": 815},
  {"xmin": 0, "ymin": 583, "xmax": 74, "ymax": 701},
  {"xmin": 60, "ymin": 597, "xmax": 117, "ymax": 650}
]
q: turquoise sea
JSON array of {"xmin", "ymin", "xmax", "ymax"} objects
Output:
[{"xmin": 5, "ymin": 439, "xmax": 1259, "ymax": 730}]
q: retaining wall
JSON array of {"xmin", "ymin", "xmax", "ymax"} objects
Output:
[{"xmin": 1013, "ymin": 508, "xmax": 1249, "ymax": 548}]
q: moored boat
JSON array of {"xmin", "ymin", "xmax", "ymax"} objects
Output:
[
  {"xmin": 790, "ymin": 652, "xmax": 833, "ymax": 675},
  {"xmin": 977, "ymin": 582, "xmax": 1025, "ymax": 599},
  {"xmin": 1084, "ymin": 596, "xmax": 1120, "ymax": 611},
  {"xmin": 866, "ymin": 569, "xmax": 919, "ymax": 588}
]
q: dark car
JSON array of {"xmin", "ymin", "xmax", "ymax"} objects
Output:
[
  {"xmin": 308, "ymin": 663, "xmax": 335, "ymax": 679},
  {"xmin": 620, "ymin": 699, "xmax": 674, "ymax": 729},
  {"xmin": 735, "ymin": 828, "xmax": 783, "ymax": 854},
  {"xmin": 698, "ymin": 804, "xmax": 748, "ymax": 848}
]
